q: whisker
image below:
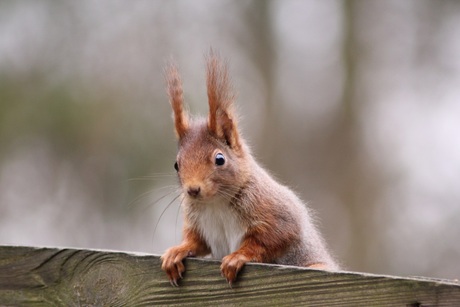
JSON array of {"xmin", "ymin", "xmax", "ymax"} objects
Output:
[
  {"xmin": 174, "ymin": 196, "xmax": 185, "ymax": 244},
  {"xmin": 152, "ymin": 193, "xmax": 183, "ymax": 244},
  {"xmin": 127, "ymin": 177, "xmax": 167, "ymax": 182},
  {"xmin": 217, "ymin": 185, "xmax": 240, "ymax": 199},
  {"xmin": 127, "ymin": 189, "xmax": 156, "ymax": 209},
  {"xmin": 127, "ymin": 185, "xmax": 177, "ymax": 209},
  {"xmin": 127, "ymin": 173, "xmax": 176, "ymax": 182},
  {"xmin": 148, "ymin": 187, "xmax": 180, "ymax": 208}
]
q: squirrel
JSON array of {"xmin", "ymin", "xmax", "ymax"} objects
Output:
[{"xmin": 161, "ymin": 51, "xmax": 339, "ymax": 286}]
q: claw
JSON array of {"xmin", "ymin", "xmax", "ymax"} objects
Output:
[{"xmin": 170, "ymin": 279, "xmax": 179, "ymax": 287}]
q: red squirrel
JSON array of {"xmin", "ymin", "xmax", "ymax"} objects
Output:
[{"xmin": 161, "ymin": 52, "xmax": 338, "ymax": 286}]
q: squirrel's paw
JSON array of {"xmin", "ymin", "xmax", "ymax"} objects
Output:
[
  {"xmin": 220, "ymin": 252, "xmax": 250, "ymax": 286},
  {"xmin": 161, "ymin": 246, "xmax": 193, "ymax": 286}
]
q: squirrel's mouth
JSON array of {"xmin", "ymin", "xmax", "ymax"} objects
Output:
[{"xmin": 186, "ymin": 193, "xmax": 204, "ymax": 201}]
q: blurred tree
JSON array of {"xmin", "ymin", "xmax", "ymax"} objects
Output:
[
  {"xmin": 329, "ymin": 0, "xmax": 384, "ymax": 271},
  {"xmin": 237, "ymin": 0, "xmax": 279, "ymax": 164}
]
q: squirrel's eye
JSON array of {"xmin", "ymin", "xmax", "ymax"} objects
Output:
[
  {"xmin": 215, "ymin": 153, "xmax": 225, "ymax": 166},
  {"xmin": 174, "ymin": 161, "xmax": 179, "ymax": 172}
]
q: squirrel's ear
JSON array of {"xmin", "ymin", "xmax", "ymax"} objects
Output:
[
  {"xmin": 166, "ymin": 62, "xmax": 189, "ymax": 139},
  {"xmin": 206, "ymin": 51, "xmax": 241, "ymax": 151}
]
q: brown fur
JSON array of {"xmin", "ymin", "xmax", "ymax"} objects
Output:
[
  {"xmin": 165, "ymin": 62, "xmax": 188, "ymax": 139},
  {"xmin": 206, "ymin": 51, "xmax": 240, "ymax": 151},
  {"xmin": 161, "ymin": 52, "xmax": 338, "ymax": 286}
]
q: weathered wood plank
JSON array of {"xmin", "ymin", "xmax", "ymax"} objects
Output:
[{"xmin": 0, "ymin": 246, "xmax": 459, "ymax": 306}]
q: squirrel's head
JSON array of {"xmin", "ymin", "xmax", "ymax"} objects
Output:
[{"xmin": 165, "ymin": 51, "xmax": 249, "ymax": 201}]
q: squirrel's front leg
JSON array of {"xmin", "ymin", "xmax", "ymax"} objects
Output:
[
  {"xmin": 220, "ymin": 235, "xmax": 271, "ymax": 285},
  {"xmin": 161, "ymin": 227, "xmax": 209, "ymax": 286}
]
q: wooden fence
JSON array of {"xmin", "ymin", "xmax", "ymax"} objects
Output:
[{"xmin": 1, "ymin": 246, "xmax": 459, "ymax": 306}]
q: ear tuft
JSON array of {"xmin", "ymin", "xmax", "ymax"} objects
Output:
[
  {"xmin": 206, "ymin": 50, "xmax": 241, "ymax": 150},
  {"xmin": 165, "ymin": 62, "xmax": 189, "ymax": 139}
]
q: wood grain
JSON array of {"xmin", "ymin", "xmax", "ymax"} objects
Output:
[{"xmin": 0, "ymin": 246, "xmax": 459, "ymax": 306}]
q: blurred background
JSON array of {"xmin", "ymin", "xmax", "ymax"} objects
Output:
[{"xmin": 1, "ymin": 0, "xmax": 460, "ymax": 280}]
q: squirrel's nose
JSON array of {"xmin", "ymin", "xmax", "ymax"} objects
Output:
[{"xmin": 187, "ymin": 186, "xmax": 201, "ymax": 198}]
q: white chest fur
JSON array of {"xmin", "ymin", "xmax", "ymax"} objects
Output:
[{"xmin": 193, "ymin": 198, "xmax": 246, "ymax": 259}]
